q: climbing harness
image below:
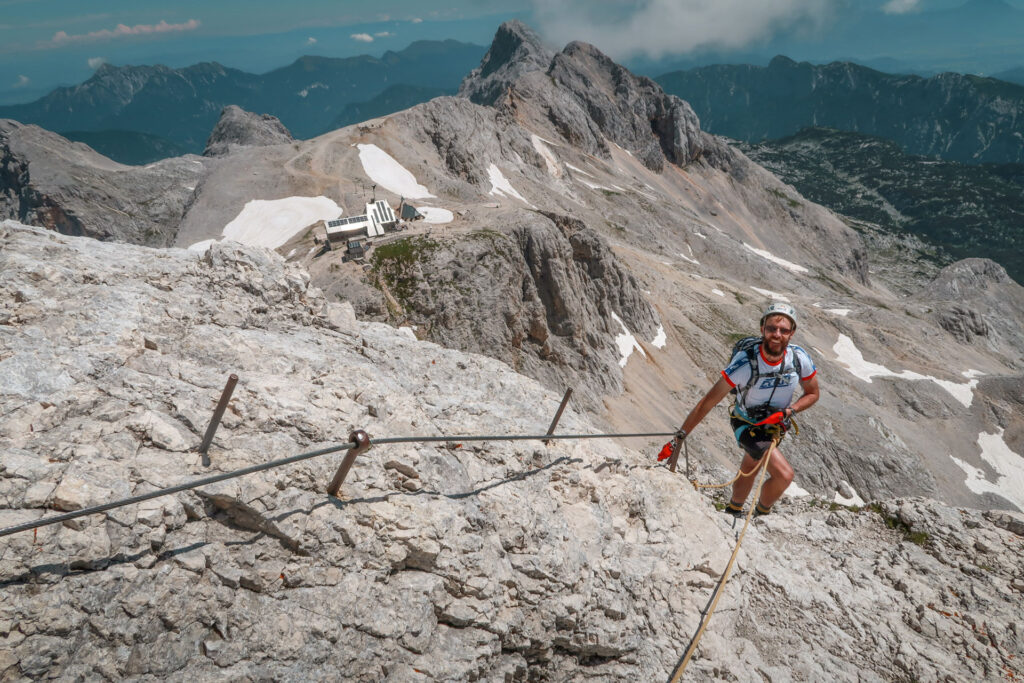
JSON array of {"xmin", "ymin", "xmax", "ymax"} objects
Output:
[{"xmin": 668, "ymin": 431, "xmax": 781, "ymax": 681}]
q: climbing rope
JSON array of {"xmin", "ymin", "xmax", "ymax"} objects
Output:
[
  {"xmin": 668, "ymin": 434, "xmax": 780, "ymax": 681},
  {"xmin": 0, "ymin": 429, "xmax": 676, "ymax": 539}
]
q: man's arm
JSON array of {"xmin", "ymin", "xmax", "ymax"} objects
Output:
[
  {"xmin": 785, "ymin": 374, "xmax": 820, "ymax": 419},
  {"xmin": 678, "ymin": 376, "xmax": 734, "ymax": 436}
]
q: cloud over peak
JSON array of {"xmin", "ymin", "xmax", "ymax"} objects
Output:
[{"xmin": 532, "ymin": 0, "xmax": 837, "ymax": 60}]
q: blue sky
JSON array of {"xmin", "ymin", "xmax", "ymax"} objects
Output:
[{"xmin": 1, "ymin": 0, "xmax": 1020, "ymax": 104}]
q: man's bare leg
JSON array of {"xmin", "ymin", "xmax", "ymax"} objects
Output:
[{"xmin": 728, "ymin": 447, "xmax": 795, "ymax": 511}]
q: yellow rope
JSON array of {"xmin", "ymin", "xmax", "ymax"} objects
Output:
[{"xmin": 669, "ymin": 436, "xmax": 779, "ymax": 682}]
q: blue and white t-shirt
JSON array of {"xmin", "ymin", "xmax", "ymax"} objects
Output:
[{"xmin": 721, "ymin": 344, "xmax": 816, "ymax": 419}]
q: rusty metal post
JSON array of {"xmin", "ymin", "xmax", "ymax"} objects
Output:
[
  {"xmin": 197, "ymin": 374, "xmax": 238, "ymax": 466},
  {"xmin": 327, "ymin": 430, "xmax": 371, "ymax": 497},
  {"xmin": 543, "ymin": 388, "xmax": 573, "ymax": 446}
]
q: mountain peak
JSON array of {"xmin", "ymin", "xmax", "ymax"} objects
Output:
[
  {"xmin": 458, "ymin": 20, "xmax": 554, "ymax": 106},
  {"xmin": 203, "ymin": 105, "xmax": 293, "ymax": 157}
]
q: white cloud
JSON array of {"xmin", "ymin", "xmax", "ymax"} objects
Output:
[
  {"xmin": 87, "ymin": 57, "xmax": 106, "ymax": 69},
  {"xmin": 882, "ymin": 0, "xmax": 920, "ymax": 14},
  {"xmin": 13, "ymin": 74, "xmax": 30, "ymax": 88},
  {"xmin": 350, "ymin": 33, "xmax": 374, "ymax": 42},
  {"xmin": 306, "ymin": 37, "xmax": 317, "ymax": 45},
  {"xmin": 374, "ymin": 31, "xmax": 393, "ymax": 38},
  {"xmin": 531, "ymin": 0, "xmax": 836, "ymax": 61},
  {"xmin": 45, "ymin": 19, "xmax": 200, "ymax": 47},
  {"xmin": 411, "ymin": 17, "xmax": 423, "ymax": 23}
]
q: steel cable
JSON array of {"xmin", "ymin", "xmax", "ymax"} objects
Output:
[{"xmin": 0, "ymin": 430, "xmax": 675, "ymax": 539}]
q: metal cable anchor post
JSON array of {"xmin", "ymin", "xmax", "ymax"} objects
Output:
[{"xmin": 326, "ymin": 430, "xmax": 371, "ymax": 497}]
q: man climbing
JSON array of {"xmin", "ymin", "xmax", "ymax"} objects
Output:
[{"xmin": 672, "ymin": 302, "xmax": 819, "ymax": 516}]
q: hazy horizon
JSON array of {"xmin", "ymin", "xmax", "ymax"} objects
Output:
[{"xmin": 3, "ymin": 0, "xmax": 1024, "ymax": 105}]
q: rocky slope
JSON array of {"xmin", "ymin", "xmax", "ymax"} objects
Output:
[
  {"xmin": 203, "ymin": 105, "xmax": 294, "ymax": 158},
  {"xmin": 2, "ymin": 220, "xmax": 1023, "ymax": 681},
  {"xmin": 737, "ymin": 127, "xmax": 1024, "ymax": 285},
  {"xmin": 657, "ymin": 56, "xmax": 1024, "ymax": 164},
  {"xmin": 0, "ymin": 119, "xmax": 202, "ymax": 246}
]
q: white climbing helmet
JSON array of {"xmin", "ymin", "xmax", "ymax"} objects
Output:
[{"xmin": 761, "ymin": 301, "xmax": 797, "ymax": 330}]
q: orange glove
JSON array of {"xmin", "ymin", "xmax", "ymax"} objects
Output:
[
  {"xmin": 754, "ymin": 411, "xmax": 786, "ymax": 426},
  {"xmin": 657, "ymin": 441, "xmax": 675, "ymax": 461}
]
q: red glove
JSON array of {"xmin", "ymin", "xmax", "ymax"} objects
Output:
[{"xmin": 657, "ymin": 441, "xmax": 675, "ymax": 461}]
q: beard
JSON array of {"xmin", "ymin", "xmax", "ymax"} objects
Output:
[{"xmin": 762, "ymin": 337, "xmax": 788, "ymax": 357}]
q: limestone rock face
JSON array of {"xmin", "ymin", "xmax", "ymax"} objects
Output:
[
  {"xmin": 203, "ymin": 105, "xmax": 294, "ymax": 157},
  {"xmin": 457, "ymin": 20, "xmax": 554, "ymax": 107},
  {"xmin": 918, "ymin": 258, "xmax": 1024, "ymax": 364},
  {"xmin": 2, "ymin": 221, "xmax": 1024, "ymax": 681},
  {"xmin": 0, "ymin": 119, "xmax": 201, "ymax": 246},
  {"xmin": 370, "ymin": 211, "xmax": 660, "ymax": 406},
  {"xmin": 459, "ymin": 21, "xmax": 707, "ymax": 172}
]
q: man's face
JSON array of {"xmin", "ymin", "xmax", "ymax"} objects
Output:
[{"xmin": 761, "ymin": 314, "xmax": 795, "ymax": 355}]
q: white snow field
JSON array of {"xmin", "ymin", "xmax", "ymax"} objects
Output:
[
  {"xmin": 743, "ymin": 243, "xmax": 809, "ymax": 274},
  {"xmin": 611, "ymin": 312, "xmax": 647, "ymax": 367},
  {"xmin": 487, "ymin": 164, "xmax": 535, "ymax": 208},
  {"xmin": 711, "ymin": 288, "xmax": 725, "ymax": 297},
  {"xmin": 832, "ymin": 334, "xmax": 981, "ymax": 408},
  {"xmin": 951, "ymin": 429, "xmax": 1024, "ymax": 512},
  {"xmin": 418, "ymin": 207, "xmax": 454, "ymax": 224},
  {"xmin": 200, "ymin": 196, "xmax": 342, "ymax": 250},
  {"xmin": 357, "ymin": 143, "xmax": 434, "ymax": 199}
]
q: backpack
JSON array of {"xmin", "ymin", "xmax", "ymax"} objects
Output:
[{"xmin": 728, "ymin": 335, "xmax": 803, "ymax": 397}]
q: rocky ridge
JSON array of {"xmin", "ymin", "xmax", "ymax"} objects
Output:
[
  {"xmin": 0, "ymin": 119, "xmax": 202, "ymax": 246},
  {"xmin": 2, "ymin": 220, "xmax": 1023, "ymax": 681},
  {"xmin": 203, "ymin": 105, "xmax": 294, "ymax": 157}
]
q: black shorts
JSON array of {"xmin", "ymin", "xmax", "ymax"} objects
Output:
[{"xmin": 731, "ymin": 418, "xmax": 787, "ymax": 460}]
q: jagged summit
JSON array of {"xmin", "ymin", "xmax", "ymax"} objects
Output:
[
  {"xmin": 457, "ymin": 20, "xmax": 553, "ymax": 106},
  {"xmin": 203, "ymin": 105, "xmax": 294, "ymax": 157},
  {"xmin": 459, "ymin": 21, "xmax": 707, "ymax": 172}
]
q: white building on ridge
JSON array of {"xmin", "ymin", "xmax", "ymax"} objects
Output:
[{"xmin": 323, "ymin": 200, "xmax": 397, "ymax": 245}]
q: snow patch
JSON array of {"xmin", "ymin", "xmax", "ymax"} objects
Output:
[
  {"xmin": 951, "ymin": 428, "xmax": 1024, "ymax": 512},
  {"xmin": 418, "ymin": 207, "xmax": 454, "ymax": 224},
  {"xmin": 677, "ymin": 252, "xmax": 700, "ymax": 265},
  {"xmin": 712, "ymin": 288, "xmax": 725, "ymax": 297},
  {"xmin": 784, "ymin": 481, "xmax": 811, "ymax": 497},
  {"xmin": 652, "ymin": 325, "xmax": 667, "ymax": 349},
  {"xmin": 750, "ymin": 287, "xmax": 790, "ymax": 302},
  {"xmin": 826, "ymin": 308, "xmax": 851, "ymax": 316},
  {"xmin": 611, "ymin": 312, "xmax": 646, "ymax": 367},
  {"xmin": 220, "ymin": 196, "xmax": 343, "ymax": 249},
  {"xmin": 187, "ymin": 239, "xmax": 216, "ymax": 254},
  {"xmin": 531, "ymin": 135, "xmax": 561, "ymax": 177},
  {"xmin": 834, "ymin": 488, "xmax": 866, "ymax": 507},
  {"xmin": 743, "ymin": 243, "xmax": 809, "ymax": 274},
  {"xmin": 357, "ymin": 143, "xmax": 434, "ymax": 199},
  {"xmin": 487, "ymin": 164, "xmax": 535, "ymax": 208},
  {"xmin": 565, "ymin": 163, "xmax": 594, "ymax": 178},
  {"xmin": 833, "ymin": 334, "xmax": 981, "ymax": 407}
]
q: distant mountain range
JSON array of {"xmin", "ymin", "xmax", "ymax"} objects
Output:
[
  {"xmin": 0, "ymin": 40, "xmax": 484, "ymax": 164},
  {"xmin": 738, "ymin": 127, "xmax": 1024, "ymax": 284},
  {"xmin": 657, "ymin": 56, "xmax": 1024, "ymax": 164}
]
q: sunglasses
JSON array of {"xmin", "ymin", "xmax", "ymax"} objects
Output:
[{"xmin": 764, "ymin": 324, "xmax": 793, "ymax": 335}]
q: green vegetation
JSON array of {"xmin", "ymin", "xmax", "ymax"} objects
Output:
[
  {"xmin": 867, "ymin": 503, "xmax": 930, "ymax": 546},
  {"xmin": 369, "ymin": 236, "xmax": 439, "ymax": 305},
  {"xmin": 767, "ymin": 187, "xmax": 801, "ymax": 208}
]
